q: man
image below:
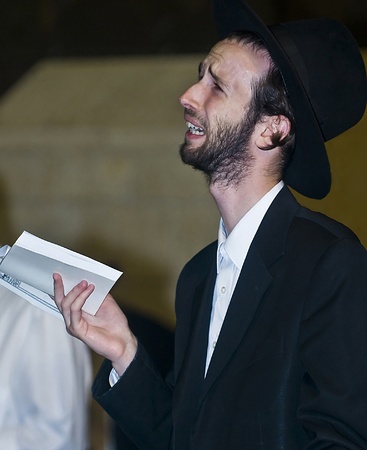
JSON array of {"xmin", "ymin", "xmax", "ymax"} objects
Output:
[{"xmin": 53, "ymin": 1, "xmax": 367, "ymax": 449}]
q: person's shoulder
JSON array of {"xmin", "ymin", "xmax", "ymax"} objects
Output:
[
  {"xmin": 278, "ymin": 205, "xmax": 367, "ymax": 282},
  {"xmin": 274, "ymin": 186, "xmax": 359, "ymax": 242},
  {"xmin": 295, "ymin": 206, "xmax": 359, "ymax": 242},
  {"xmin": 286, "ymin": 206, "xmax": 367, "ymax": 265}
]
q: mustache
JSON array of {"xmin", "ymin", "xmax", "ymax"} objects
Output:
[{"xmin": 184, "ymin": 108, "xmax": 201, "ymax": 121}]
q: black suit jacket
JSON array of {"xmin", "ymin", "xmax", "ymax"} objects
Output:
[{"xmin": 93, "ymin": 187, "xmax": 367, "ymax": 449}]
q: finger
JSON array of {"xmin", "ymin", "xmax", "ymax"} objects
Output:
[
  {"xmin": 53, "ymin": 273, "xmax": 90, "ymax": 327},
  {"xmin": 69, "ymin": 282, "xmax": 95, "ymax": 315},
  {"xmin": 53, "ymin": 273, "xmax": 65, "ymax": 308},
  {"xmin": 53, "ymin": 273, "xmax": 72, "ymax": 326},
  {"xmin": 60, "ymin": 279, "xmax": 89, "ymax": 311},
  {"xmin": 69, "ymin": 283, "xmax": 95, "ymax": 333}
]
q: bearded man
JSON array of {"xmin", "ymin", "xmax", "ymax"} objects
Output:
[{"xmin": 54, "ymin": 1, "xmax": 367, "ymax": 449}]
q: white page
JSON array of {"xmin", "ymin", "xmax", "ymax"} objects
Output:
[{"xmin": 0, "ymin": 232, "xmax": 123, "ymax": 315}]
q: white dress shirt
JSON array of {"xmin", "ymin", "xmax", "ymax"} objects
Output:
[
  {"xmin": 205, "ymin": 181, "xmax": 284, "ymax": 374},
  {"xmin": 0, "ymin": 285, "xmax": 92, "ymax": 450}
]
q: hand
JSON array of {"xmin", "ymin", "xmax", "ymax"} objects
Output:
[{"xmin": 53, "ymin": 273, "xmax": 137, "ymax": 375}]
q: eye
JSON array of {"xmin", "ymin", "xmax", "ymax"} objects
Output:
[{"xmin": 213, "ymin": 82, "xmax": 224, "ymax": 93}]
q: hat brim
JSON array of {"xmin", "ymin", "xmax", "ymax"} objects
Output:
[{"xmin": 213, "ymin": 0, "xmax": 331, "ymax": 199}]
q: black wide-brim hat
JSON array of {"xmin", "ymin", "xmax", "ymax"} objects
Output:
[{"xmin": 213, "ymin": 0, "xmax": 367, "ymax": 199}]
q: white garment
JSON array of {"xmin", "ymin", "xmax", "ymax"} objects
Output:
[
  {"xmin": 205, "ymin": 181, "xmax": 284, "ymax": 373},
  {"xmin": 0, "ymin": 285, "xmax": 92, "ymax": 450}
]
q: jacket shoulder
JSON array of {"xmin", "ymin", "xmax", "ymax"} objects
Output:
[{"xmin": 296, "ymin": 206, "xmax": 359, "ymax": 241}]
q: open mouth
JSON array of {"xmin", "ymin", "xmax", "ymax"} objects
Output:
[{"xmin": 186, "ymin": 121, "xmax": 205, "ymax": 136}]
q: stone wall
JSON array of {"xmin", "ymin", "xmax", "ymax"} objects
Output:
[{"xmin": 0, "ymin": 55, "xmax": 221, "ymax": 330}]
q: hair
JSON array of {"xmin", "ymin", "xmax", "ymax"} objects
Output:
[{"xmin": 226, "ymin": 31, "xmax": 296, "ymax": 176}]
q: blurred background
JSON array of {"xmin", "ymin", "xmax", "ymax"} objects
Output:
[
  {"xmin": 1, "ymin": 0, "xmax": 367, "ymax": 97},
  {"xmin": 0, "ymin": 1, "xmax": 366, "ymax": 449}
]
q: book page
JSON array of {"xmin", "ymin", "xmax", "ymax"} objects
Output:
[{"xmin": 0, "ymin": 232, "xmax": 123, "ymax": 316}]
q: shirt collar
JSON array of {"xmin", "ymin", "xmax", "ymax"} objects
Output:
[{"xmin": 217, "ymin": 181, "xmax": 284, "ymax": 271}]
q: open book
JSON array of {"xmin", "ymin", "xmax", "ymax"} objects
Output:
[{"xmin": 0, "ymin": 231, "xmax": 122, "ymax": 318}]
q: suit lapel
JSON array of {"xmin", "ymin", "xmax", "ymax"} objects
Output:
[
  {"xmin": 179, "ymin": 263, "xmax": 216, "ymax": 383},
  {"xmin": 172, "ymin": 261, "xmax": 216, "ymax": 447},
  {"xmin": 202, "ymin": 246, "xmax": 272, "ymax": 393},
  {"xmin": 174, "ymin": 247, "xmax": 217, "ymax": 379},
  {"xmin": 202, "ymin": 186, "xmax": 300, "ymax": 396}
]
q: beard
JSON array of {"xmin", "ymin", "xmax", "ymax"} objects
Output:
[{"xmin": 179, "ymin": 112, "xmax": 256, "ymax": 187}]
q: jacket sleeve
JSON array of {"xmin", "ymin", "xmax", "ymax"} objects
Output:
[
  {"xmin": 298, "ymin": 237, "xmax": 367, "ymax": 448},
  {"xmin": 92, "ymin": 342, "xmax": 173, "ymax": 450}
]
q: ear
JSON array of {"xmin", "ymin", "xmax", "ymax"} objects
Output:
[{"xmin": 255, "ymin": 115, "xmax": 291, "ymax": 150}]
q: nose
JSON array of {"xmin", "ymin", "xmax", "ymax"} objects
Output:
[{"xmin": 179, "ymin": 82, "xmax": 202, "ymax": 111}]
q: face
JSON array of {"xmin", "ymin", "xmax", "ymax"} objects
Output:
[{"xmin": 179, "ymin": 39, "xmax": 270, "ymax": 186}]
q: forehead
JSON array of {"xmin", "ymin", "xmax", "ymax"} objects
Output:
[{"xmin": 204, "ymin": 39, "xmax": 270, "ymax": 85}]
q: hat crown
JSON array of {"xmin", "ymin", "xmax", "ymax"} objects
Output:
[{"xmin": 271, "ymin": 18, "xmax": 367, "ymax": 142}]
